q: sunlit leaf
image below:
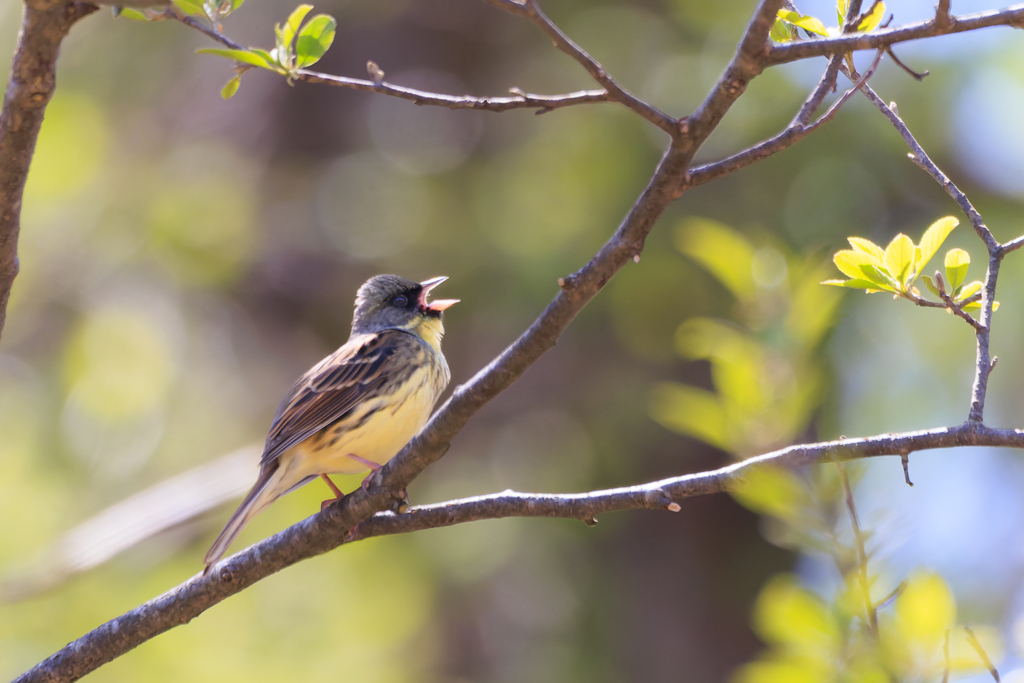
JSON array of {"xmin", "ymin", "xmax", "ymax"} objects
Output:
[
  {"xmin": 777, "ymin": 9, "xmax": 829, "ymax": 36},
  {"xmin": 893, "ymin": 572, "xmax": 956, "ymax": 648},
  {"xmin": 922, "ymin": 275, "xmax": 941, "ymax": 297},
  {"xmin": 295, "ymin": 14, "xmax": 336, "ymax": 68},
  {"xmin": 231, "ymin": 0, "xmax": 244, "ymax": 10},
  {"xmin": 956, "ymin": 280, "xmax": 982, "ymax": 302},
  {"xmin": 857, "ymin": 0, "xmax": 886, "ymax": 31},
  {"xmin": 917, "ymin": 216, "xmax": 957, "ymax": 274},
  {"xmin": 281, "ymin": 3, "xmax": 313, "ymax": 50},
  {"xmin": 196, "ymin": 48, "xmax": 273, "ymax": 70},
  {"xmin": 676, "ymin": 218, "xmax": 756, "ymax": 300},
  {"xmin": 821, "ymin": 278, "xmax": 884, "ymax": 290},
  {"xmin": 172, "ymin": 0, "xmax": 204, "ymax": 15},
  {"xmin": 847, "ymin": 236, "xmax": 885, "ymax": 261},
  {"xmin": 116, "ymin": 7, "xmax": 150, "ymax": 20},
  {"xmin": 733, "ymin": 658, "xmax": 822, "ymax": 683},
  {"xmin": 649, "ymin": 383, "xmax": 730, "ymax": 452},
  {"xmin": 730, "ymin": 466, "xmax": 808, "ymax": 523},
  {"xmin": 944, "ymin": 248, "xmax": 970, "ymax": 292},
  {"xmin": 831, "ymin": 250, "xmax": 896, "ymax": 292},
  {"xmin": 221, "ymin": 75, "xmax": 241, "ymax": 99},
  {"xmin": 883, "ymin": 233, "xmax": 914, "ymax": 286},
  {"xmin": 753, "ymin": 574, "xmax": 839, "ymax": 652},
  {"xmin": 770, "ymin": 17, "xmax": 797, "ymax": 42},
  {"xmin": 836, "ymin": 0, "xmax": 849, "ymax": 23},
  {"xmin": 963, "ymin": 299, "xmax": 998, "ymax": 312}
]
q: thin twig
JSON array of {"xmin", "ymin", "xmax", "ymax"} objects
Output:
[
  {"xmin": 769, "ymin": 5, "xmax": 1024, "ymax": 65},
  {"xmin": 688, "ymin": 49, "xmax": 883, "ymax": 188},
  {"xmin": 479, "ymin": 0, "xmax": 678, "ymax": 134},
  {"xmin": 854, "ymin": 80, "xmax": 1000, "ymax": 423},
  {"xmin": 835, "ymin": 461, "xmax": 877, "ymax": 635},
  {"xmin": 16, "ymin": 421, "xmax": 1024, "ymax": 682},
  {"xmin": 170, "ymin": 9, "xmax": 614, "ymax": 115},
  {"xmin": 942, "ymin": 629, "xmax": 951, "ymax": 683},
  {"xmin": 965, "ymin": 626, "xmax": 1001, "ymax": 682}
]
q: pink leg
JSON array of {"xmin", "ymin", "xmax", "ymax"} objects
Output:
[
  {"xmin": 320, "ymin": 474, "xmax": 344, "ymax": 511},
  {"xmin": 347, "ymin": 454, "xmax": 382, "ymax": 492}
]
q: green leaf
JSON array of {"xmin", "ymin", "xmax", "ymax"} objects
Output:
[
  {"xmin": 956, "ymin": 280, "xmax": 982, "ymax": 302},
  {"xmin": 221, "ymin": 75, "xmax": 241, "ymax": 99},
  {"xmin": 917, "ymin": 216, "xmax": 958, "ymax": 274},
  {"xmin": 281, "ymin": 4, "xmax": 313, "ymax": 50},
  {"xmin": 649, "ymin": 383, "xmax": 731, "ymax": 453},
  {"xmin": 730, "ymin": 466, "xmax": 809, "ymax": 523},
  {"xmin": 832, "ymin": 250, "xmax": 896, "ymax": 292},
  {"xmin": 172, "ymin": 0, "xmax": 204, "ymax": 15},
  {"xmin": 922, "ymin": 275, "xmax": 941, "ymax": 297},
  {"xmin": 894, "ymin": 572, "xmax": 956, "ymax": 649},
  {"xmin": 777, "ymin": 9, "xmax": 829, "ymax": 36},
  {"xmin": 676, "ymin": 218, "xmax": 756, "ymax": 301},
  {"xmin": 117, "ymin": 7, "xmax": 150, "ymax": 20},
  {"xmin": 945, "ymin": 248, "xmax": 970, "ymax": 292},
  {"xmin": 231, "ymin": 0, "xmax": 245, "ymax": 10},
  {"xmin": 753, "ymin": 574, "xmax": 839, "ymax": 650},
  {"xmin": 883, "ymin": 233, "xmax": 915, "ymax": 286},
  {"xmin": 857, "ymin": 0, "xmax": 886, "ymax": 31},
  {"xmin": 295, "ymin": 14, "xmax": 336, "ymax": 68},
  {"xmin": 769, "ymin": 17, "xmax": 796, "ymax": 42},
  {"xmin": 964, "ymin": 300, "xmax": 998, "ymax": 312},
  {"xmin": 847, "ymin": 236, "xmax": 885, "ymax": 261},
  {"xmin": 196, "ymin": 48, "xmax": 272, "ymax": 69},
  {"xmin": 821, "ymin": 278, "xmax": 886, "ymax": 291},
  {"xmin": 836, "ymin": 0, "xmax": 849, "ymax": 23}
]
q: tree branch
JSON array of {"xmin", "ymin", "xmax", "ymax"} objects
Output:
[
  {"xmin": 173, "ymin": 8, "xmax": 619, "ymax": 117},
  {"xmin": 854, "ymin": 81, "xmax": 1003, "ymax": 423},
  {"xmin": 0, "ymin": 0, "xmax": 98, "ymax": 342},
  {"xmin": 480, "ymin": 0, "xmax": 678, "ymax": 134},
  {"xmin": 16, "ymin": 421, "xmax": 1024, "ymax": 683},
  {"xmin": 768, "ymin": 4, "xmax": 1024, "ymax": 65}
]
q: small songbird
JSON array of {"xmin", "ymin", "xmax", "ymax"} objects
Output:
[{"xmin": 204, "ymin": 274, "xmax": 458, "ymax": 568}]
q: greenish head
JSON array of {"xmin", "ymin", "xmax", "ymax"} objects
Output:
[{"xmin": 352, "ymin": 274, "xmax": 458, "ymax": 335}]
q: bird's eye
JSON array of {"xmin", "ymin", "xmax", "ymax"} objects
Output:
[{"xmin": 392, "ymin": 295, "xmax": 408, "ymax": 307}]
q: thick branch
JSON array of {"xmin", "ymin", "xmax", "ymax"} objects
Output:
[
  {"xmin": 0, "ymin": 0, "xmax": 98, "ymax": 342},
  {"xmin": 769, "ymin": 4, "xmax": 1024, "ymax": 64},
  {"xmin": 16, "ymin": 421, "xmax": 1024, "ymax": 683}
]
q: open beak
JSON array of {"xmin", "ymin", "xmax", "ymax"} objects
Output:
[{"xmin": 419, "ymin": 276, "xmax": 460, "ymax": 313}]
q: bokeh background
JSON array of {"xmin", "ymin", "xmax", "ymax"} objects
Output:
[{"xmin": 4, "ymin": 0, "xmax": 1024, "ymax": 679}]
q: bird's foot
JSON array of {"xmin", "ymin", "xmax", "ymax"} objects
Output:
[
  {"xmin": 347, "ymin": 454, "xmax": 382, "ymax": 492},
  {"xmin": 320, "ymin": 473, "xmax": 345, "ymax": 511}
]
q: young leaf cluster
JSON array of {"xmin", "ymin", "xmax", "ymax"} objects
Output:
[
  {"xmin": 196, "ymin": 4, "xmax": 337, "ymax": 99},
  {"xmin": 732, "ymin": 465, "xmax": 1003, "ymax": 683},
  {"xmin": 823, "ymin": 216, "xmax": 994, "ymax": 314},
  {"xmin": 771, "ymin": 0, "xmax": 886, "ymax": 42}
]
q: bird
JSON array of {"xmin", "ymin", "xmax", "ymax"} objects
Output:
[{"xmin": 203, "ymin": 274, "xmax": 458, "ymax": 568}]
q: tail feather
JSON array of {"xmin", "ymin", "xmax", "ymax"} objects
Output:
[{"xmin": 204, "ymin": 465, "xmax": 280, "ymax": 568}]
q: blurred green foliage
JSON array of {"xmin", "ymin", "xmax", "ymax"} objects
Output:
[{"xmin": 2, "ymin": 0, "xmax": 1024, "ymax": 680}]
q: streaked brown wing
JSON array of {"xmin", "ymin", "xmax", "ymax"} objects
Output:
[{"xmin": 258, "ymin": 329, "xmax": 423, "ymax": 468}]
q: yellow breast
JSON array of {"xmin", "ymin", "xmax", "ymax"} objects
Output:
[{"xmin": 285, "ymin": 349, "xmax": 449, "ymax": 478}]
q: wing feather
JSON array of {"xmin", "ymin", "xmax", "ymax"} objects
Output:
[{"xmin": 258, "ymin": 329, "xmax": 423, "ymax": 467}]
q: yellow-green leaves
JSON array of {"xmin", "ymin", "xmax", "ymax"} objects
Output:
[
  {"xmin": 857, "ymin": 0, "xmax": 887, "ymax": 31},
  {"xmin": 918, "ymin": 216, "xmax": 958, "ymax": 271},
  {"xmin": 172, "ymin": 0, "xmax": 244, "ymax": 24},
  {"xmin": 883, "ymin": 233, "xmax": 915, "ymax": 285},
  {"xmin": 771, "ymin": 0, "xmax": 886, "ymax": 42},
  {"xmin": 197, "ymin": 4, "xmax": 337, "ymax": 98},
  {"xmin": 944, "ymin": 248, "xmax": 969, "ymax": 292},
  {"xmin": 824, "ymin": 215, "xmax": 999, "ymax": 323}
]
